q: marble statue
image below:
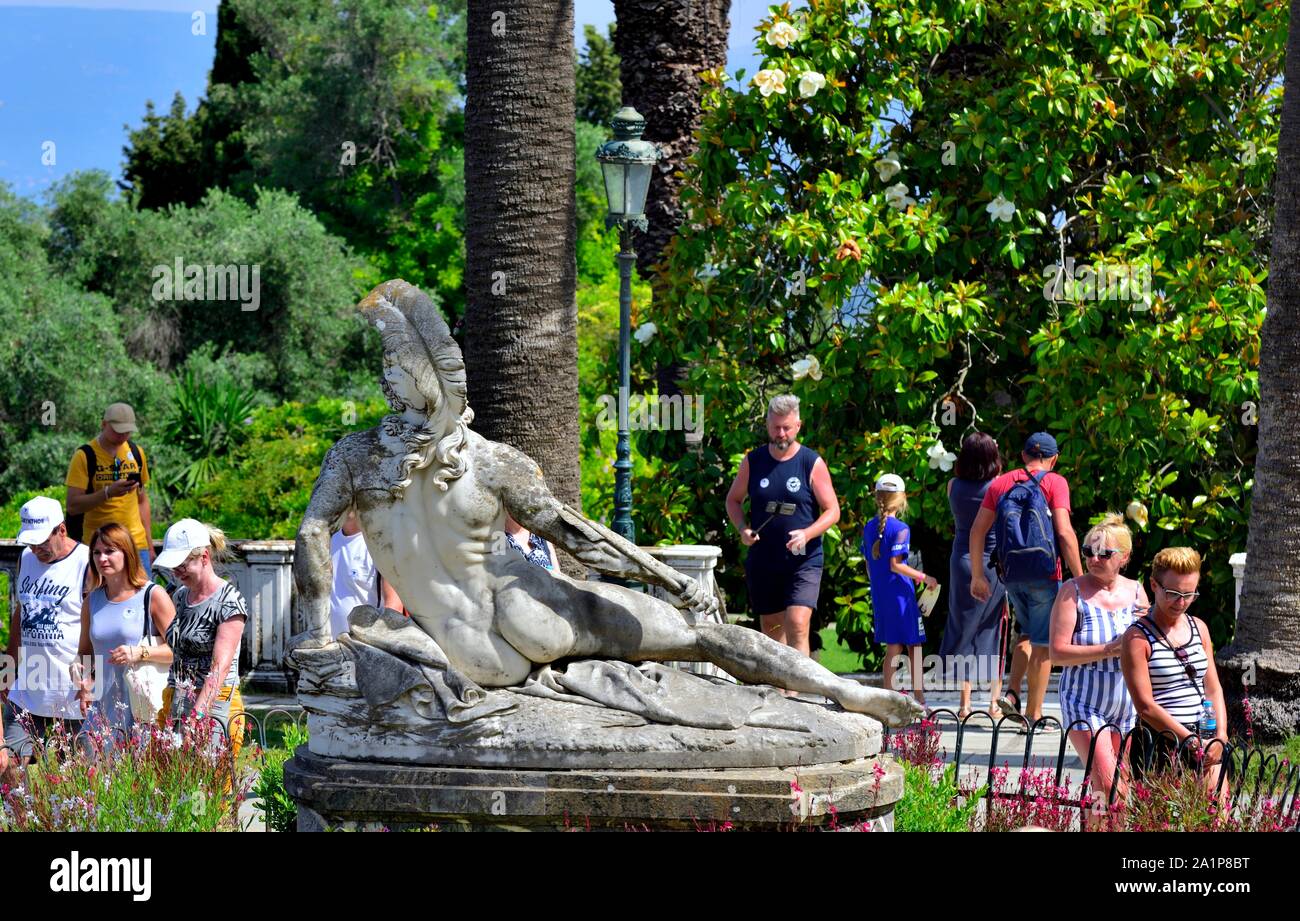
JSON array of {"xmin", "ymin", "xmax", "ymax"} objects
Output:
[{"xmin": 287, "ymin": 280, "xmax": 923, "ymax": 731}]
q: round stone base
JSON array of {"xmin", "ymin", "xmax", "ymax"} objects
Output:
[{"xmin": 285, "ymin": 747, "xmax": 904, "ymax": 831}]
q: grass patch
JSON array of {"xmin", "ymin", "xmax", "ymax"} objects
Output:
[{"xmin": 816, "ymin": 625, "xmax": 862, "ymax": 674}]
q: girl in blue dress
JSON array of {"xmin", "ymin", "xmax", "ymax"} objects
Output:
[{"xmin": 863, "ymin": 474, "xmax": 936, "ymax": 706}]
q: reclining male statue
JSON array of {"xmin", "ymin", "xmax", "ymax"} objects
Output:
[{"xmin": 288, "ymin": 280, "xmax": 924, "ymax": 728}]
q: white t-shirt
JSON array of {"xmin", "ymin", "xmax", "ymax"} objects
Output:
[
  {"xmin": 10, "ymin": 543, "xmax": 90, "ymax": 718},
  {"xmin": 329, "ymin": 530, "xmax": 379, "ymax": 639}
]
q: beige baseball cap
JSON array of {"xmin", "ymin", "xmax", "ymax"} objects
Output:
[{"xmin": 104, "ymin": 402, "xmax": 138, "ymax": 434}]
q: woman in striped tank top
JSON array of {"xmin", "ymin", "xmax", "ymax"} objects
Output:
[
  {"xmin": 1049, "ymin": 514, "xmax": 1147, "ymax": 817},
  {"xmin": 1120, "ymin": 546, "xmax": 1228, "ymax": 793}
]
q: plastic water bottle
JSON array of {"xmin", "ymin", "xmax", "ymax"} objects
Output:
[{"xmin": 1199, "ymin": 699, "xmax": 1217, "ymax": 740}]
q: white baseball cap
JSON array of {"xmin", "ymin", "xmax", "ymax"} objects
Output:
[
  {"xmin": 875, "ymin": 474, "xmax": 906, "ymax": 493},
  {"xmin": 154, "ymin": 518, "xmax": 211, "ymax": 569},
  {"xmin": 17, "ymin": 496, "xmax": 64, "ymax": 545}
]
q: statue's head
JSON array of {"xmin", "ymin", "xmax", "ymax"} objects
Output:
[
  {"xmin": 359, "ymin": 280, "xmax": 474, "ymax": 494},
  {"xmin": 360, "ymin": 280, "xmax": 468, "ymax": 424}
]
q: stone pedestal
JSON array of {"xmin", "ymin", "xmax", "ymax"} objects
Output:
[
  {"xmin": 225, "ymin": 541, "xmax": 297, "ymax": 693},
  {"xmin": 285, "ymin": 747, "xmax": 903, "ymax": 831}
]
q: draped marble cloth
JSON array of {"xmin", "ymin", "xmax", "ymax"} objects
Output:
[{"xmin": 341, "ymin": 605, "xmax": 814, "ymax": 732}]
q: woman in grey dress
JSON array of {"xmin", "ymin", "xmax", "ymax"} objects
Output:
[{"xmin": 939, "ymin": 433, "xmax": 1007, "ymax": 719}]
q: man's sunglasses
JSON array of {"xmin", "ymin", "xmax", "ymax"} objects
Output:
[
  {"xmin": 1082, "ymin": 546, "xmax": 1123, "ymax": 560},
  {"xmin": 1155, "ymin": 582, "xmax": 1200, "ymax": 604}
]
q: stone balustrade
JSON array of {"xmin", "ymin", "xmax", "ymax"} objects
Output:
[{"xmin": 2, "ymin": 538, "xmax": 726, "ymax": 692}]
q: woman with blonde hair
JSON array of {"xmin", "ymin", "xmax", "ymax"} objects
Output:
[
  {"xmin": 1121, "ymin": 546, "xmax": 1227, "ymax": 794},
  {"xmin": 75, "ymin": 523, "xmax": 176, "ymax": 732},
  {"xmin": 1049, "ymin": 513, "xmax": 1147, "ymax": 821},
  {"xmin": 862, "ymin": 475, "xmax": 935, "ymax": 705},
  {"xmin": 152, "ymin": 519, "xmax": 248, "ymax": 758}
]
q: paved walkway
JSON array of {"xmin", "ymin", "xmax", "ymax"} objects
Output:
[{"xmin": 849, "ymin": 672, "xmax": 1092, "ymax": 793}]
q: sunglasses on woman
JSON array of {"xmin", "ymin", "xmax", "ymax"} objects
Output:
[
  {"xmin": 1156, "ymin": 582, "xmax": 1200, "ymax": 604},
  {"xmin": 1082, "ymin": 546, "xmax": 1122, "ymax": 559}
]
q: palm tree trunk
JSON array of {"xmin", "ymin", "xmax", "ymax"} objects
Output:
[
  {"xmin": 613, "ymin": 0, "xmax": 731, "ymax": 461},
  {"xmin": 1219, "ymin": 0, "xmax": 1300, "ymax": 741},
  {"xmin": 612, "ymin": 0, "xmax": 730, "ymax": 278},
  {"xmin": 464, "ymin": 1, "xmax": 583, "ymax": 574}
]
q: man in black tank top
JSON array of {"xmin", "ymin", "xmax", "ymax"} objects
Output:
[{"xmin": 725, "ymin": 395, "xmax": 841, "ymax": 658}]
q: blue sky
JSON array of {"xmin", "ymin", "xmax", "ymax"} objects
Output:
[{"xmin": 0, "ymin": 0, "xmax": 776, "ymax": 200}]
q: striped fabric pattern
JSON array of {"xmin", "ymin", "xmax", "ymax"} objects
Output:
[
  {"xmin": 1058, "ymin": 578, "xmax": 1138, "ymax": 732},
  {"xmin": 1133, "ymin": 617, "xmax": 1208, "ymax": 726}
]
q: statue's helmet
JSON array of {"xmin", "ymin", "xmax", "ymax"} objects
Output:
[{"xmin": 358, "ymin": 280, "xmax": 468, "ymax": 422}]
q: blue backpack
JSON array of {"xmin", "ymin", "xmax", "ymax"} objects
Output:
[{"xmin": 994, "ymin": 470, "xmax": 1059, "ymax": 583}]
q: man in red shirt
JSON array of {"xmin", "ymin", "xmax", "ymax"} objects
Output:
[{"xmin": 969, "ymin": 433, "xmax": 1084, "ymax": 727}]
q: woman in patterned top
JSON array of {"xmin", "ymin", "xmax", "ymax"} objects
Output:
[
  {"xmin": 1048, "ymin": 513, "xmax": 1147, "ymax": 823},
  {"xmin": 151, "ymin": 518, "xmax": 248, "ymax": 758},
  {"xmin": 503, "ymin": 512, "xmax": 558, "ymax": 570}
]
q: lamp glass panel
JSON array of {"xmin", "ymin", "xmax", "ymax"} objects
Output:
[
  {"xmin": 601, "ymin": 161, "xmax": 627, "ymax": 216},
  {"xmin": 626, "ymin": 162, "xmax": 652, "ymax": 215}
]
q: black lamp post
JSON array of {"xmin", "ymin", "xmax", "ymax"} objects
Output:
[{"xmin": 596, "ymin": 107, "xmax": 659, "ymax": 545}]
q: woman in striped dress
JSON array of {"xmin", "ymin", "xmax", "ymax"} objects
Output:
[
  {"xmin": 1049, "ymin": 514, "xmax": 1146, "ymax": 819},
  {"xmin": 1121, "ymin": 546, "xmax": 1228, "ymax": 794}
]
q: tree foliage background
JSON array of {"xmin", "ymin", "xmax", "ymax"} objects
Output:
[
  {"xmin": 0, "ymin": 2, "xmax": 633, "ymax": 537},
  {"xmin": 638, "ymin": 0, "xmax": 1280, "ymax": 662}
]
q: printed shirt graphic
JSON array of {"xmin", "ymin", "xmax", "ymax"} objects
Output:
[
  {"xmin": 329, "ymin": 529, "xmax": 379, "ymax": 638},
  {"xmin": 65, "ymin": 440, "xmax": 151, "ymax": 549},
  {"xmin": 166, "ymin": 581, "xmax": 246, "ymax": 690},
  {"xmin": 745, "ymin": 444, "xmax": 823, "ymax": 565},
  {"xmin": 11, "ymin": 544, "xmax": 90, "ymax": 718}
]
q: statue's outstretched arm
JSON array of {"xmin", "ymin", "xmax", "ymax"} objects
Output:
[
  {"xmin": 496, "ymin": 449, "xmax": 716, "ymax": 617},
  {"xmin": 290, "ymin": 444, "xmax": 354, "ymax": 650}
]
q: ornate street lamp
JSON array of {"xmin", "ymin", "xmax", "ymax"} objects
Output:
[{"xmin": 596, "ymin": 107, "xmax": 659, "ymax": 545}]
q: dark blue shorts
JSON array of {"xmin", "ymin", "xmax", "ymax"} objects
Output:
[{"xmin": 745, "ymin": 558, "xmax": 823, "ymax": 616}]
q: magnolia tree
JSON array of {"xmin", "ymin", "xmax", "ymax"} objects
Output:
[{"xmin": 634, "ymin": 0, "xmax": 1279, "ymax": 661}]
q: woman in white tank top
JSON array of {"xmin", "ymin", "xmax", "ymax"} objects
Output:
[{"xmin": 74, "ymin": 524, "xmax": 175, "ymax": 736}]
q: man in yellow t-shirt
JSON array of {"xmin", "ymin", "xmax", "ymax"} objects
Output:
[{"xmin": 64, "ymin": 402, "xmax": 155, "ymax": 575}]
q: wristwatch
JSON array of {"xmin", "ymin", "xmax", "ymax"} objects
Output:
[{"xmin": 140, "ymin": 645, "xmax": 150, "ymax": 662}]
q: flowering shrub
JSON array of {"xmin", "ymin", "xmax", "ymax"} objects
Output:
[
  {"xmin": 888, "ymin": 717, "xmax": 942, "ymax": 769},
  {"xmin": 980, "ymin": 763, "xmax": 1084, "ymax": 832},
  {"xmin": 637, "ymin": 0, "xmax": 1281, "ymax": 661},
  {"xmin": 1, "ymin": 714, "xmax": 249, "ymax": 832}
]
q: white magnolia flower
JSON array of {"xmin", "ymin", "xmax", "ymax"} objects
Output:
[
  {"xmin": 885, "ymin": 182, "xmax": 917, "ymax": 211},
  {"xmin": 875, "ymin": 153, "xmax": 902, "ymax": 182},
  {"xmin": 1126, "ymin": 501, "xmax": 1149, "ymax": 528},
  {"xmin": 695, "ymin": 262, "xmax": 720, "ymax": 280},
  {"xmin": 752, "ymin": 68, "xmax": 788, "ymax": 97},
  {"xmin": 791, "ymin": 355, "xmax": 823, "ymax": 381},
  {"xmin": 986, "ymin": 193, "xmax": 1016, "ymax": 223},
  {"xmin": 766, "ymin": 21, "xmax": 799, "ymax": 48},
  {"xmin": 927, "ymin": 441, "xmax": 957, "ymax": 472},
  {"xmin": 633, "ymin": 322, "xmax": 657, "ymax": 344},
  {"xmin": 798, "ymin": 71, "xmax": 826, "ymax": 98}
]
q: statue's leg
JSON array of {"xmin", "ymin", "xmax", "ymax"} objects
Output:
[
  {"xmin": 545, "ymin": 579, "xmax": 924, "ymax": 726},
  {"xmin": 692, "ymin": 624, "xmax": 925, "ymax": 727}
]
